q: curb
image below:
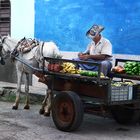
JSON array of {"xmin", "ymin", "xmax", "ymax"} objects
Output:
[{"xmin": 0, "ymin": 82, "xmax": 46, "ymax": 104}]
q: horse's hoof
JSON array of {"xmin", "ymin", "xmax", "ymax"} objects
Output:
[
  {"xmin": 44, "ymin": 112, "xmax": 50, "ymax": 117},
  {"xmin": 39, "ymin": 109, "xmax": 45, "ymax": 115},
  {"xmin": 24, "ymin": 105, "xmax": 30, "ymax": 110},
  {"xmin": 12, "ymin": 105, "xmax": 18, "ymax": 110}
]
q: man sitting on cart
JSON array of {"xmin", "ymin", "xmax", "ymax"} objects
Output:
[{"xmin": 74, "ymin": 24, "xmax": 112, "ymax": 76}]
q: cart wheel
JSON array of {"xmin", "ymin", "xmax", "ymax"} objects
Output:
[
  {"xmin": 52, "ymin": 91, "xmax": 84, "ymax": 132},
  {"xmin": 111, "ymin": 104, "xmax": 140, "ymax": 124}
]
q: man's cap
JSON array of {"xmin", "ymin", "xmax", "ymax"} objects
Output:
[{"xmin": 86, "ymin": 24, "xmax": 104, "ymax": 38}]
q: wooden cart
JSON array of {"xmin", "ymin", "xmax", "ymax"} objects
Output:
[
  {"xmin": 41, "ymin": 58, "xmax": 140, "ymax": 132},
  {"xmin": 15, "ymin": 56, "xmax": 140, "ymax": 132}
]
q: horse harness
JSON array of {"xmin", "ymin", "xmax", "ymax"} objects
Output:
[
  {"xmin": 10, "ymin": 37, "xmax": 40, "ymax": 59},
  {"xmin": 0, "ymin": 36, "xmax": 46, "ymax": 68}
]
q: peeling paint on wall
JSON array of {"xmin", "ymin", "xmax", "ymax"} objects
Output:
[{"xmin": 35, "ymin": 0, "xmax": 140, "ymax": 55}]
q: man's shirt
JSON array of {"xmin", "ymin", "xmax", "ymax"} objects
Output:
[{"xmin": 84, "ymin": 36, "xmax": 112, "ymax": 57}]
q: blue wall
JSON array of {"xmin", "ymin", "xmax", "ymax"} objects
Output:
[{"xmin": 35, "ymin": 0, "xmax": 140, "ymax": 55}]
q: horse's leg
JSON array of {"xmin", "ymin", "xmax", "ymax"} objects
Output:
[
  {"xmin": 12, "ymin": 71, "xmax": 23, "ymax": 110},
  {"xmin": 39, "ymin": 88, "xmax": 49, "ymax": 114},
  {"xmin": 44, "ymin": 89, "xmax": 52, "ymax": 116},
  {"xmin": 24, "ymin": 73, "xmax": 30, "ymax": 109}
]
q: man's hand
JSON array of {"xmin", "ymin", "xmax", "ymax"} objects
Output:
[
  {"xmin": 79, "ymin": 54, "xmax": 90, "ymax": 60},
  {"xmin": 78, "ymin": 52, "xmax": 83, "ymax": 57}
]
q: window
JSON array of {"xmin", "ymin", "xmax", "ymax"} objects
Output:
[{"xmin": 0, "ymin": 0, "xmax": 11, "ymax": 36}]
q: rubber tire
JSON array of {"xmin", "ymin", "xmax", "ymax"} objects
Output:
[
  {"xmin": 52, "ymin": 91, "xmax": 84, "ymax": 132},
  {"xmin": 111, "ymin": 104, "xmax": 140, "ymax": 125}
]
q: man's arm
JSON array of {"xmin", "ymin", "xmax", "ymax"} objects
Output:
[
  {"xmin": 79, "ymin": 54, "xmax": 109, "ymax": 60},
  {"xmin": 88, "ymin": 54, "xmax": 107, "ymax": 60}
]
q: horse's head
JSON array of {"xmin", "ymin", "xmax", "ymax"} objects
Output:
[{"xmin": 0, "ymin": 35, "xmax": 18, "ymax": 65}]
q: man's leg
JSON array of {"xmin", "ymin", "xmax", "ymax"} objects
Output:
[
  {"xmin": 73, "ymin": 58, "xmax": 98, "ymax": 71},
  {"xmin": 101, "ymin": 61, "xmax": 112, "ymax": 76}
]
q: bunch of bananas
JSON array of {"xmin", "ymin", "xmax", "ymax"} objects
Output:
[{"xmin": 61, "ymin": 62, "xmax": 79, "ymax": 74}]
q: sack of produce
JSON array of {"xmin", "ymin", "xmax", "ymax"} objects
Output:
[{"xmin": 112, "ymin": 65, "xmax": 125, "ymax": 73}]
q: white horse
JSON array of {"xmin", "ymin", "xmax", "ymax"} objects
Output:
[{"xmin": 0, "ymin": 35, "xmax": 61, "ymax": 116}]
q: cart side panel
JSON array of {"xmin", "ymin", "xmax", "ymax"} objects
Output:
[{"xmin": 52, "ymin": 77, "xmax": 108, "ymax": 99}]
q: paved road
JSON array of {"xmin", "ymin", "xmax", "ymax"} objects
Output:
[{"xmin": 0, "ymin": 101, "xmax": 140, "ymax": 140}]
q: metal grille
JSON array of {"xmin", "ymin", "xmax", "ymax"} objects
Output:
[
  {"xmin": 0, "ymin": 0, "xmax": 11, "ymax": 36},
  {"xmin": 111, "ymin": 85, "xmax": 133, "ymax": 101}
]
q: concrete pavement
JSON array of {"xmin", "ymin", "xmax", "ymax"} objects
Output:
[{"xmin": 0, "ymin": 101, "xmax": 140, "ymax": 140}]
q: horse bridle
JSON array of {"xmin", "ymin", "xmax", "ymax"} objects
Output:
[
  {"xmin": 0, "ymin": 37, "xmax": 32, "ymax": 61},
  {"xmin": 0, "ymin": 36, "xmax": 19, "ymax": 65}
]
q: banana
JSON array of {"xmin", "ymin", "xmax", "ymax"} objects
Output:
[{"xmin": 61, "ymin": 62, "xmax": 78, "ymax": 74}]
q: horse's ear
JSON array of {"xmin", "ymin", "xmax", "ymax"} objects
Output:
[{"xmin": 7, "ymin": 34, "xmax": 10, "ymax": 37}]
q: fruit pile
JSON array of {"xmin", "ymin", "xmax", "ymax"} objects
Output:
[
  {"xmin": 124, "ymin": 61, "xmax": 140, "ymax": 75},
  {"xmin": 111, "ymin": 81, "xmax": 134, "ymax": 87},
  {"xmin": 79, "ymin": 70, "xmax": 98, "ymax": 77},
  {"xmin": 61, "ymin": 62, "xmax": 79, "ymax": 74},
  {"xmin": 112, "ymin": 65, "xmax": 125, "ymax": 73},
  {"xmin": 47, "ymin": 61, "xmax": 105, "ymax": 78},
  {"xmin": 79, "ymin": 70, "xmax": 105, "ymax": 78},
  {"xmin": 48, "ymin": 63, "xmax": 62, "ymax": 72}
]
